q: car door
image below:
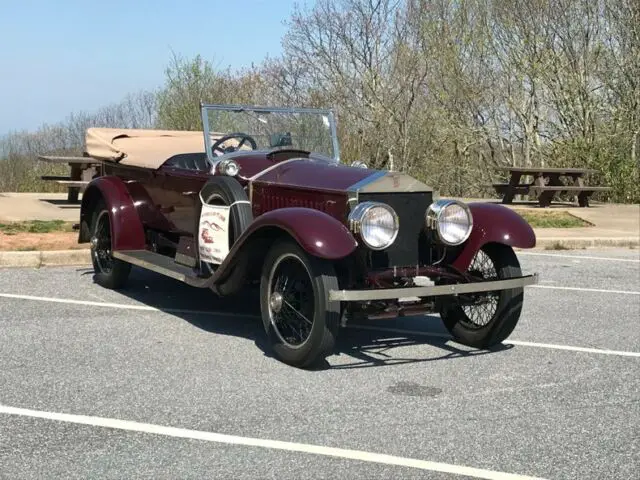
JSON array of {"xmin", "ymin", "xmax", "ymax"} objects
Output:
[{"xmin": 155, "ymin": 166, "xmax": 209, "ymax": 237}]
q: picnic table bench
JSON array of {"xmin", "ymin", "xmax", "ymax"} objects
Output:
[
  {"xmin": 37, "ymin": 155, "xmax": 103, "ymax": 203},
  {"xmin": 489, "ymin": 167, "xmax": 611, "ymax": 207}
]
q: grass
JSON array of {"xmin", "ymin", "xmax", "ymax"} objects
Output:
[
  {"xmin": 517, "ymin": 210, "xmax": 591, "ymax": 228},
  {"xmin": 544, "ymin": 242, "xmax": 572, "ymax": 250},
  {"xmin": 0, "ymin": 220, "xmax": 75, "ymax": 235}
]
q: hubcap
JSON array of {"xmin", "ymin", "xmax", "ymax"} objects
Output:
[{"xmin": 269, "ymin": 292, "xmax": 283, "ymax": 313}]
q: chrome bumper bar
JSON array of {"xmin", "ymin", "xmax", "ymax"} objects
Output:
[{"xmin": 328, "ymin": 273, "xmax": 539, "ymax": 302}]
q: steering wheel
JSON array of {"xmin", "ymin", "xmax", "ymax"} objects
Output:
[{"xmin": 211, "ymin": 133, "xmax": 258, "ymax": 156}]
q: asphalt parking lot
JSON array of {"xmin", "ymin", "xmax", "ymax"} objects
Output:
[{"xmin": 0, "ymin": 248, "xmax": 638, "ymax": 479}]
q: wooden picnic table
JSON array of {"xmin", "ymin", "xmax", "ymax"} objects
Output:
[
  {"xmin": 37, "ymin": 155, "xmax": 103, "ymax": 203},
  {"xmin": 490, "ymin": 166, "xmax": 611, "ymax": 207}
]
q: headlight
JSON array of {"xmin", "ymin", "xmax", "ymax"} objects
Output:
[
  {"xmin": 348, "ymin": 201, "xmax": 399, "ymax": 250},
  {"xmin": 426, "ymin": 199, "xmax": 473, "ymax": 246},
  {"xmin": 218, "ymin": 159, "xmax": 239, "ymax": 176}
]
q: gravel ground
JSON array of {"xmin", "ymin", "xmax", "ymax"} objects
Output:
[{"xmin": 0, "ymin": 248, "xmax": 638, "ymax": 479}]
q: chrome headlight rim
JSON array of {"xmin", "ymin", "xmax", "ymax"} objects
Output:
[
  {"xmin": 351, "ymin": 160, "xmax": 368, "ymax": 169},
  {"xmin": 218, "ymin": 158, "xmax": 240, "ymax": 176},
  {"xmin": 348, "ymin": 201, "xmax": 399, "ymax": 251},
  {"xmin": 426, "ymin": 199, "xmax": 473, "ymax": 246}
]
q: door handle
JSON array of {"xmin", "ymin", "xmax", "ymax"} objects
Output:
[{"xmin": 182, "ymin": 191, "xmax": 197, "ymax": 196}]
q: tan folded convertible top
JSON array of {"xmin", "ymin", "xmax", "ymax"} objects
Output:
[{"xmin": 85, "ymin": 128, "xmax": 223, "ymax": 170}]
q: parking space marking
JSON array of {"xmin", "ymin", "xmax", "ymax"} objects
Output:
[
  {"xmin": 501, "ymin": 340, "xmax": 640, "ymax": 357},
  {"xmin": 346, "ymin": 325, "xmax": 640, "ymax": 358},
  {"xmin": 518, "ymin": 252, "xmax": 640, "ymax": 263},
  {"xmin": 0, "ymin": 293, "xmax": 256, "ymax": 318},
  {"xmin": 0, "ymin": 404, "xmax": 543, "ymax": 480},
  {"xmin": 531, "ymin": 285, "xmax": 640, "ymax": 295}
]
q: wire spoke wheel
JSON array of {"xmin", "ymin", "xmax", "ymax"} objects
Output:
[
  {"xmin": 439, "ymin": 243, "xmax": 524, "ymax": 348},
  {"xmin": 91, "ymin": 210, "xmax": 113, "ymax": 275},
  {"xmin": 260, "ymin": 240, "xmax": 340, "ymax": 368},
  {"xmin": 268, "ymin": 254, "xmax": 315, "ymax": 348},
  {"xmin": 89, "ymin": 200, "xmax": 131, "ymax": 290},
  {"xmin": 461, "ymin": 250, "xmax": 500, "ymax": 328}
]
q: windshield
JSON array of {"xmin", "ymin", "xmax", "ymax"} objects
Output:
[{"xmin": 201, "ymin": 104, "xmax": 340, "ymax": 163}]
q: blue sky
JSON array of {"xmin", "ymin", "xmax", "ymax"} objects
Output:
[{"xmin": 0, "ymin": 0, "xmax": 301, "ymax": 135}]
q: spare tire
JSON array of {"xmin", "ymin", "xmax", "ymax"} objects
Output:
[{"xmin": 196, "ymin": 176, "xmax": 253, "ymax": 283}]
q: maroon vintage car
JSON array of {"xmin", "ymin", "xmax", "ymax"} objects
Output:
[{"xmin": 72, "ymin": 103, "xmax": 538, "ymax": 368}]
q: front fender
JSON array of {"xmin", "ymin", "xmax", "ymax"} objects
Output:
[
  {"xmin": 452, "ymin": 203, "xmax": 536, "ymax": 271},
  {"xmin": 243, "ymin": 207, "xmax": 357, "ymax": 260},
  {"xmin": 205, "ymin": 207, "xmax": 357, "ymax": 291},
  {"xmin": 79, "ymin": 176, "xmax": 146, "ymax": 251}
]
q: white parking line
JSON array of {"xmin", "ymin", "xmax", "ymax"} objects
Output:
[
  {"xmin": 2, "ymin": 292, "xmax": 638, "ymax": 357},
  {"xmin": 518, "ymin": 252, "xmax": 640, "ymax": 263},
  {"xmin": 346, "ymin": 325, "xmax": 640, "ymax": 358},
  {"xmin": 531, "ymin": 285, "xmax": 640, "ymax": 295},
  {"xmin": 0, "ymin": 293, "xmax": 257, "ymax": 318},
  {"xmin": 0, "ymin": 404, "xmax": 543, "ymax": 480},
  {"xmin": 503, "ymin": 340, "xmax": 640, "ymax": 357}
]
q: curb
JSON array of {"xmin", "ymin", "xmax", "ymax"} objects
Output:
[
  {"xmin": 0, "ymin": 249, "xmax": 91, "ymax": 268},
  {"xmin": 0, "ymin": 236, "xmax": 638, "ymax": 268}
]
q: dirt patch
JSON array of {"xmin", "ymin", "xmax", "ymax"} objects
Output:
[{"xmin": 0, "ymin": 232, "xmax": 84, "ymax": 251}]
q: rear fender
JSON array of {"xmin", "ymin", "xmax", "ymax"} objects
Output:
[
  {"xmin": 451, "ymin": 203, "xmax": 536, "ymax": 271},
  {"xmin": 79, "ymin": 176, "xmax": 146, "ymax": 251}
]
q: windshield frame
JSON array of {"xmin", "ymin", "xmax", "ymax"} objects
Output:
[{"xmin": 200, "ymin": 103, "xmax": 341, "ymax": 170}]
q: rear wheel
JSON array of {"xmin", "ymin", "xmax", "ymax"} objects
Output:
[
  {"xmin": 90, "ymin": 200, "xmax": 131, "ymax": 289},
  {"xmin": 439, "ymin": 243, "xmax": 524, "ymax": 348},
  {"xmin": 260, "ymin": 240, "xmax": 340, "ymax": 368}
]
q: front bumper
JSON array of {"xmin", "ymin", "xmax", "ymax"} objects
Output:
[{"xmin": 328, "ymin": 273, "xmax": 539, "ymax": 302}]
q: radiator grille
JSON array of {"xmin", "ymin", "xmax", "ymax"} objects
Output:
[
  {"xmin": 358, "ymin": 191, "xmax": 433, "ymax": 268},
  {"xmin": 254, "ymin": 186, "xmax": 347, "ymax": 221}
]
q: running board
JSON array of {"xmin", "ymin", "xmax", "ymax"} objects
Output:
[{"xmin": 112, "ymin": 250, "xmax": 210, "ymax": 287}]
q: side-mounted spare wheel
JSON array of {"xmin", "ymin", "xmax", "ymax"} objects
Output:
[
  {"xmin": 197, "ymin": 176, "xmax": 253, "ymax": 295},
  {"xmin": 89, "ymin": 198, "xmax": 131, "ymax": 289},
  {"xmin": 260, "ymin": 239, "xmax": 341, "ymax": 369},
  {"xmin": 439, "ymin": 243, "xmax": 524, "ymax": 348}
]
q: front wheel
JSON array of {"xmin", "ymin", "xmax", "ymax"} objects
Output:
[
  {"xmin": 260, "ymin": 240, "xmax": 340, "ymax": 369},
  {"xmin": 439, "ymin": 243, "xmax": 524, "ymax": 348}
]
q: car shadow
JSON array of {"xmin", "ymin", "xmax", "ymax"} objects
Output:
[
  {"xmin": 328, "ymin": 328, "xmax": 512, "ymax": 370},
  {"xmin": 99, "ymin": 267, "xmax": 513, "ymax": 370}
]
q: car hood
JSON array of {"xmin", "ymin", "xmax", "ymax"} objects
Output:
[{"xmin": 252, "ymin": 158, "xmax": 433, "ymax": 194}]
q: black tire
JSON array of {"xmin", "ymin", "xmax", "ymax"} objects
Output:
[
  {"xmin": 197, "ymin": 177, "xmax": 253, "ymax": 295},
  {"xmin": 439, "ymin": 243, "xmax": 524, "ymax": 348},
  {"xmin": 90, "ymin": 199, "xmax": 131, "ymax": 289},
  {"xmin": 260, "ymin": 240, "xmax": 340, "ymax": 368}
]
